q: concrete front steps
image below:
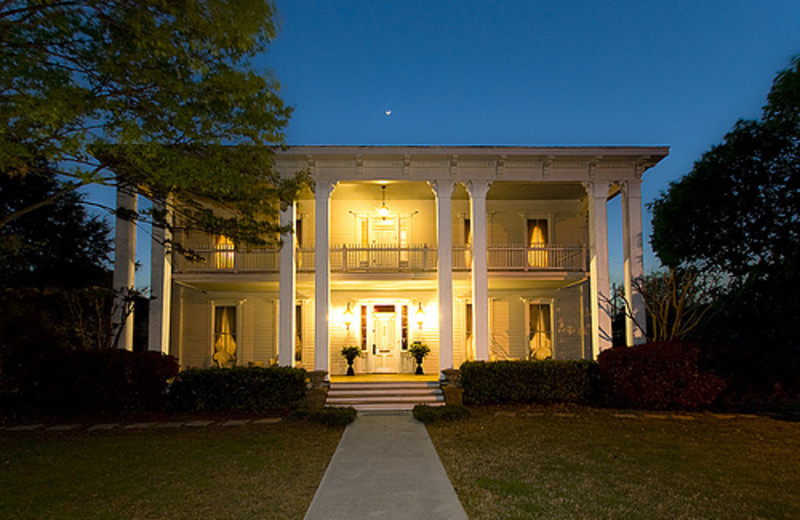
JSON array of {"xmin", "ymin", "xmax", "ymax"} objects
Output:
[{"xmin": 326, "ymin": 381, "xmax": 445, "ymax": 411}]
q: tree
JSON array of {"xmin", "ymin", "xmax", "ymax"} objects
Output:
[
  {"xmin": 0, "ymin": 161, "xmax": 110, "ymax": 288},
  {"xmin": 634, "ymin": 268, "xmax": 717, "ymax": 343},
  {"xmin": 608, "ymin": 269, "xmax": 718, "ymax": 344},
  {"xmin": 651, "ymin": 55, "xmax": 800, "ymax": 350},
  {"xmin": 651, "ymin": 55, "xmax": 799, "ymax": 279},
  {"xmin": 1, "ymin": 0, "xmax": 309, "ymax": 247},
  {"xmin": 0, "ymin": 162, "xmax": 114, "ymax": 390}
]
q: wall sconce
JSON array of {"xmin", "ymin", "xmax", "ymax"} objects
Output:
[
  {"xmin": 343, "ymin": 302, "xmax": 353, "ymax": 332},
  {"xmin": 415, "ymin": 302, "xmax": 425, "ymax": 330},
  {"xmin": 378, "ymin": 185, "xmax": 389, "ymax": 219}
]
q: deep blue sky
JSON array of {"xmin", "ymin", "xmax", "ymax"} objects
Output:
[{"xmin": 118, "ymin": 0, "xmax": 800, "ymax": 290}]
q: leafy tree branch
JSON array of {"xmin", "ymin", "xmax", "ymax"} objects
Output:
[{"xmin": 1, "ymin": 0, "xmax": 309, "ymax": 250}]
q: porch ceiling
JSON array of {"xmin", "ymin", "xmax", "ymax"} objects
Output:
[
  {"xmin": 486, "ymin": 182, "xmax": 587, "ymax": 200},
  {"xmin": 331, "ymin": 276, "xmax": 438, "ymax": 292},
  {"xmin": 323, "ymin": 180, "xmax": 587, "ymax": 201},
  {"xmin": 332, "ymin": 181, "xmax": 434, "ymax": 201},
  {"xmin": 173, "ymin": 276, "xmax": 278, "ymax": 293}
]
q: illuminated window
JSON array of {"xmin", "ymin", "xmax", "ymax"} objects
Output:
[
  {"xmin": 401, "ymin": 304, "xmax": 409, "ymax": 350},
  {"xmin": 465, "ymin": 303, "xmax": 474, "ymax": 361},
  {"xmin": 528, "ymin": 302, "xmax": 553, "ymax": 360},
  {"xmin": 214, "ymin": 234, "xmax": 235, "ymax": 269},
  {"xmin": 465, "ymin": 303, "xmax": 473, "ymax": 338},
  {"xmin": 360, "ymin": 305, "xmax": 368, "ymax": 351},
  {"xmin": 295, "ymin": 217, "xmax": 303, "ymax": 248},
  {"xmin": 213, "ymin": 305, "xmax": 237, "ymax": 367},
  {"xmin": 527, "ymin": 219, "xmax": 549, "ymax": 267},
  {"xmin": 295, "ymin": 304, "xmax": 303, "ymax": 362}
]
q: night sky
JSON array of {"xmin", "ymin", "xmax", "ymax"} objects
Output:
[{"xmin": 97, "ymin": 0, "xmax": 800, "ymax": 289}]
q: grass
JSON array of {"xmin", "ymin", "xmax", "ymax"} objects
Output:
[
  {"xmin": 0, "ymin": 420, "xmax": 343, "ymax": 520},
  {"xmin": 427, "ymin": 405, "xmax": 800, "ymax": 520}
]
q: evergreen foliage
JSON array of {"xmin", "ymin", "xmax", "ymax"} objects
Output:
[
  {"xmin": 167, "ymin": 366, "xmax": 308, "ymax": 412},
  {"xmin": 5, "ymin": 349, "xmax": 179, "ymax": 418},
  {"xmin": 650, "ymin": 55, "xmax": 800, "ymax": 351},
  {"xmin": 412, "ymin": 404, "xmax": 470, "ymax": 424},
  {"xmin": 0, "ymin": 162, "xmax": 110, "ymax": 288},
  {"xmin": 598, "ymin": 342, "xmax": 727, "ymax": 411},
  {"xmin": 0, "ymin": 163, "xmax": 114, "ymax": 391},
  {"xmin": 459, "ymin": 360, "xmax": 600, "ymax": 405}
]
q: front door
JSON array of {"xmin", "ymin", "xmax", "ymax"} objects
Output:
[{"xmin": 371, "ymin": 307, "xmax": 399, "ymax": 373}]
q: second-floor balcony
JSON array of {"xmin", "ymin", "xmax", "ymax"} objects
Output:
[{"xmin": 173, "ymin": 244, "xmax": 587, "ymax": 274}]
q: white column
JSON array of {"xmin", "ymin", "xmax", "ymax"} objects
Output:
[
  {"xmin": 622, "ymin": 180, "xmax": 647, "ymax": 345},
  {"xmin": 586, "ymin": 181, "xmax": 612, "ymax": 357},
  {"xmin": 148, "ymin": 195, "xmax": 172, "ymax": 354},
  {"xmin": 431, "ymin": 180, "xmax": 455, "ymax": 372},
  {"xmin": 113, "ymin": 185, "xmax": 137, "ymax": 351},
  {"xmin": 314, "ymin": 181, "xmax": 334, "ymax": 373},
  {"xmin": 278, "ymin": 202, "xmax": 296, "ymax": 366},
  {"xmin": 466, "ymin": 180, "xmax": 491, "ymax": 361}
]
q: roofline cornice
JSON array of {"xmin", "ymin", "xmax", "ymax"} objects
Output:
[{"xmin": 277, "ymin": 144, "xmax": 669, "ymax": 159}]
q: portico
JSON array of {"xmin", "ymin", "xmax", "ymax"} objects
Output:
[{"xmin": 127, "ymin": 145, "xmax": 667, "ymax": 375}]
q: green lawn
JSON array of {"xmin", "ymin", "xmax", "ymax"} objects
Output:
[
  {"xmin": 0, "ymin": 420, "xmax": 343, "ymax": 520},
  {"xmin": 427, "ymin": 405, "xmax": 800, "ymax": 520}
]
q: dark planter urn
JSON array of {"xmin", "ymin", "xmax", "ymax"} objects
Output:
[{"xmin": 346, "ymin": 363, "xmax": 355, "ymax": 376}]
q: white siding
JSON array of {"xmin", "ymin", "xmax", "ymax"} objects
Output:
[{"xmin": 179, "ymin": 288, "xmax": 210, "ymax": 368}]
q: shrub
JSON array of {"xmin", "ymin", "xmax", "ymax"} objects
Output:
[
  {"xmin": 296, "ymin": 406, "xmax": 357, "ymax": 426},
  {"xmin": 695, "ymin": 342, "xmax": 800, "ymax": 410},
  {"xmin": 10, "ymin": 350, "xmax": 179, "ymax": 417},
  {"xmin": 168, "ymin": 366, "xmax": 307, "ymax": 412},
  {"xmin": 598, "ymin": 342, "xmax": 727, "ymax": 411},
  {"xmin": 459, "ymin": 360, "xmax": 599, "ymax": 405},
  {"xmin": 413, "ymin": 404, "xmax": 470, "ymax": 424}
]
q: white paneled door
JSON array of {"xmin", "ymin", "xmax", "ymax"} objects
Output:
[{"xmin": 371, "ymin": 308, "xmax": 399, "ymax": 373}]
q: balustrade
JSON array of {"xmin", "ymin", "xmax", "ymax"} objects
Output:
[{"xmin": 173, "ymin": 244, "xmax": 586, "ymax": 273}]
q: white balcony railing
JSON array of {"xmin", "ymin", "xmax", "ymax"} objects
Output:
[
  {"xmin": 453, "ymin": 245, "xmax": 586, "ymax": 271},
  {"xmin": 173, "ymin": 248, "xmax": 280, "ymax": 273},
  {"xmin": 489, "ymin": 244, "xmax": 587, "ymax": 271},
  {"xmin": 330, "ymin": 244, "xmax": 437, "ymax": 272},
  {"xmin": 173, "ymin": 244, "xmax": 586, "ymax": 273}
]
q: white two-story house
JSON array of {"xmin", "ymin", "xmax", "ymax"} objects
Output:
[{"xmin": 114, "ymin": 145, "xmax": 668, "ymax": 377}]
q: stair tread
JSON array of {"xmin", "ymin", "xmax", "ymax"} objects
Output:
[
  {"xmin": 329, "ymin": 402, "xmax": 445, "ymax": 411},
  {"xmin": 328, "ymin": 389, "xmax": 442, "ymax": 395},
  {"xmin": 329, "ymin": 383, "xmax": 440, "ymax": 389},
  {"xmin": 325, "ymin": 380, "xmax": 446, "ymax": 409},
  {"xmin": 326, "ymin": 397, "xmax": 444, "ymax": 405}
]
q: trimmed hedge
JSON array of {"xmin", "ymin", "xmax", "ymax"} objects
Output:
[
  {"xmin": 413, "ymin": 404, "xmax": 471, "ymax": 423},
  {"xmin": 168, "ymin": 366, "xmax": 307, "ymax": 412},
  {"xmin": 292, "ymin": 406, "xmax": 357, "ymax": 426},
  {"xmin": 10, "ymin": 350, "xmax": 179, "ymax": 417},
  {"xmin": 459, "ymin": 360, "xmax": 599, "ymax": 405},
  {"xmin": 598, "ymin": 342, "xmax": 727, "ymax": 411}
]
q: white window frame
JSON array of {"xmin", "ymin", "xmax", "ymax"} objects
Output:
[
  {"xmin": 522, "ymin": 214, "xmax": 555, "ymax": 245},
  {"xmin": 209, "ymin": 299, "xmax": 244, "ymax": 366},
  {"xmin": 525, "ymin": 298, "xmax": 555, "ymax": 360}
]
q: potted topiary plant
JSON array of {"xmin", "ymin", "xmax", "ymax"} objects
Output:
[
  {"xmin": 409, "ymin": 341, "xmax": 431, "ymax": 375},
  {"xmin": 340, "ymin": 345, "xmax": 362, "ymax": 376}
]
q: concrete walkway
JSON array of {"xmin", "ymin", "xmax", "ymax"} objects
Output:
[{"xmin": 304, "ymin": 412, "xmax": 468, "ymax": 520}]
